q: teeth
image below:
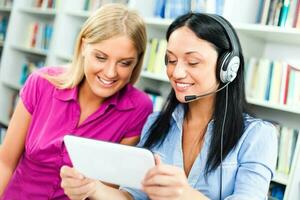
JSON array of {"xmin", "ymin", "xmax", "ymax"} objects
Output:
[
  {"xmin": 98, "ymin": 77, "xmax": 114, "ymax": 85},
  {"xmin": 176, "ymin": 82, "xmax": 191, "ymax": 88}
]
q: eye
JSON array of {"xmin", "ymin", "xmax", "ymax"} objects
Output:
[
  {"xmin": 188, "ymin": 62, "xmax": 199, "ymax": 66},
  {"xmin": 119, "ymin": 61, "xmax": 132, "ymax": 67},
  {"xmin": 166, "ymin": 57, "xmax": 177, "ymax": 65},
  {"xmin": 168, "ymin": 60, "xmax": 177, "ymax": 64},
  {"xmin": 95, "ymin": 55, "xmax": 107, "ymax": 62}
]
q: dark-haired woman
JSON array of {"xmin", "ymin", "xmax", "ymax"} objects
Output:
[{"xmin": 60, "ymin": 12, "xmax": 277, "ymax": 200}]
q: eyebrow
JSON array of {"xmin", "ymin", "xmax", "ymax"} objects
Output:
[
  {"xmin": 167, "ymin": 50, "xmax": 203, "ymax": 58},
  {"xmin": 93, "ymin": 49, "xmax": 137, "ymax": 60}
]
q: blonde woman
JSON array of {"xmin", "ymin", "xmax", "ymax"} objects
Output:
[{"xmin": 0, "ymin": 4, "xmax": 152, "ymax": 200}]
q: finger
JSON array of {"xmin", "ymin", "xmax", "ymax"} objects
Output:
[
  {"xmin": 61, "ymin": 177, "xmax": 92, "ymax": 189},
  {"xmin": 143, "ymin": 174, "xmax": 186, "ymax": 187},
  {"xmin": 144, "ymin": 164, "xmax": 182, "ymax": 181},
  {"xmin": 143, "ymin": 185, "xmax": 183, "ymax": 198},
  {"xmin": 154, "ymin": 154, "xmax": 162, "ymax": 166},
  {"xmin": 65, "ymin": 181, "xmax": 96, "ymax": 196},
  {"xmin": 60, "ymin": 166, "xmax": 84, "ymax": 179}
]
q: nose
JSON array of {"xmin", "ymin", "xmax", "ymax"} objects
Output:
[
  {"xmin": 103, "ymin": 62, "xmax": 117, "ymax": 78},
  {"xmin": 172, "ymin": 61, "xmax": 187, "ymax": 79}
]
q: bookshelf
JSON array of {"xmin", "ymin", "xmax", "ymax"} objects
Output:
[
  {"xmin": 0, "ymin": 0, "xmax": 12, "ymax": 130},
  {"xmin": 0, "ymin": 0, "xmax": 299, "ymax": 199}
]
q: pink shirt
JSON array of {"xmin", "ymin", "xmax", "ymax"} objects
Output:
[{"xmin": 1, "ymin": 67, "xmax": 153, "ymax": 200}]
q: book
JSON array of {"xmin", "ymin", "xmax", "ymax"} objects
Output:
[
  {"xmin": 259, "ymin": 0, "xmax": 272, "ymax": 24},
  {"xmin": 267, "ymin": 0, "xmax": 281, "ymax": 25},
  {"xmin": 147, "ymin": 38, "xmax": 159, "ymax": 73},
  {"xmin": 278, "ymin": 0, "xmax": 291, "ymax": 26},
  {"xmin": 269, "ymin": 60, "xmax": 283, "ymax": 104},
  {"xmin": 285, "ymin": 0, "xmax": 299, "ymax": 27},
  {"xmin": 153, "ymin": 39, "xmax": 167, "ymax": 74}
]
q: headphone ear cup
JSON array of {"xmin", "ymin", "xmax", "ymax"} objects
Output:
[
  {"xmin": 219, "ymin": 53, "xmax": 240, "ymax": 83},
  {"xmin": 218, "ymin": 52, "xmax": 231, "ymax": 83}
]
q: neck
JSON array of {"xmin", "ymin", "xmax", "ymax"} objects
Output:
[
  {"xmin": 79, "ymin": 80, "xmax": 104, "ymax": 108},
  {"xmin": 186, "ymin": 95, "xmax": 215, "ymax": 125}
]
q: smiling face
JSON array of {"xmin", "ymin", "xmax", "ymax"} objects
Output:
[
  {"xmin": 81, "ymin": 35, "xmax": 138, "ymax": 101},
  {"xmin": 166, "ymin": 26, "xmax": 219, "ymax": 103}
]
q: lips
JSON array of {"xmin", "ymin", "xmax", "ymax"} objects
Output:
[
  {"xmin": 174, "ymin": 81, "xmax": 193, "ymax": 91},
  {"xmin": 97, "ymin": 76, "xmax": 116, "ymax": 87},
  {"xmin": 176, "ymin": 82, "xmax": 192, "ymax": 89}
]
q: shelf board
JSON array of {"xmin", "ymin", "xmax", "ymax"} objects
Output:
[
  {"xmin": 145, "ymin": 17, "xmax": 173, "ymax": 26},
  {"xmin": 0, "ymin": 6, "xmax": 11, "ymax": 12},
  {"xmin": 235, "ymin": 23, "xmax": 300, "ymax": 45},
  {"xmin": 19, "ymin": 7, "xmax": 56, "ymax": 16},
  {"xmin": 2, "ymin": 79, "xmax": 21, "ymax": 91},
  {"xmin": 12, "ymin": 44, "xmax": 48, "ymax": 56},
  {"xmin": 141, "ymin": 71, "xmax": 169, "ymax": 82},
  {"xmin": 56, "ymin": 53, "xmax": 72, "ymax": 61},
  {"xmin": 247, "ymin": 97, "xmax": 300, "ymax": 114},
  {"xmin": 144, "ymin": 17, "xmax": 300, "ymax": 45},
  {"xmin": 0, "ymin": 117, "xmax": 8, "ymax": 128},
  {"xmin": 273, "ymin": 171, "xmax": 289, "ymax": 185},
  {"xmin": 66, "ymin": 10, "xmax": 91, "ymax": 18}
]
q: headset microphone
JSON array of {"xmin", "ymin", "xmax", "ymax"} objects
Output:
[{"xmin": 184, "ymin": 82, "xmax": 230, "ymax": 102}]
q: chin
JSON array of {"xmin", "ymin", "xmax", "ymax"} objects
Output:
[{"xmin": 175, "ymin": 94, "xmax": 187, "ymax": 103}]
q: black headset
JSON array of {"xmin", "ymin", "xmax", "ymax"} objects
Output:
[{"xmin": 207, "ymin": 14, "xmax": 241, "ymax": 83}]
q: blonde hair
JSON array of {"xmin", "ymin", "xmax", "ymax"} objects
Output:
[{"xmin": 45, "ymin": 4, "xmax": 147, "ymax": 89}]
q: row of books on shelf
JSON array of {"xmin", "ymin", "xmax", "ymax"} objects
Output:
[
  {"xmin": 153, "ymin": 0, "xmax": 300, "ymax": 28},
  {"xmin": 275, "ymin": 124, "xmax": 299, "ymax": 175},
  {"xmin": 154, "ymin": 0, "xmax": 211, "ymax": 19},
  {"xmin": 83, "ymin": 0, "xmax": 128, "ymax": 12},
  {"xmin": 245, "ymin": 57, "xmax": 300, "ymax": 107},
  {"xmin": 0, "ymin": 0, "xmax": 12, "ymax": 7},
  {"xmin": 0, "ymin": 15, "xmax": 8, "ymax": 42},
  {"xmin": 0, "ymin": 126, "xmax": 6, "ymax": 144},
  {"xmin": 19, "ymin": 59, "xmax": 44, "ymax": 85},
  {"xmin": 31, "ymin": 0, "xmax": 60, "ymax": 9},
  {"xmin": 26, "ymin": 22, "xmax": 53, "ymax": 51},
  {"xmin": 154, "ymin": 0, "xmax": 225, "ymax": 19},
  {"xmin": 257, "ymin": 0, "xmax": 300, "ymax": 28}
]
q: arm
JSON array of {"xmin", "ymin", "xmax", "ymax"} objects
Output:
[
  {"xmin": 60, "ymin": 136, "xmax": 139, "ymax": 200},
  {"xmin": 0, "ymin": 100, "xmax": 31, "ymax": 195},
  {"xmin": 142, "ymin": 155, "xmax": 209, "ymax": 200},
  {"xmin": 60, "ymin": 166, "xmax": 133, "ymax": 200},
  {"xmin": 224, "ymin": 122, "xmax": 278, "ymax": 200}
]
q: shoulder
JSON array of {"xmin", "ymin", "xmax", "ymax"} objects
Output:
[
  {"xmin": 38, "ymin": 66, "xmax": 66, "ymax": 76},
  {"xmin": 243, "ymin": 114, "xmax": 278, "ymax": 141},
  {"xmin": 238, "ymin": 114, "xmax": 278, "ymax": 159},
  {"xmin": 21, "ymin": 66, "xmax": 66, "ymax": 99},
  {"xmin": 27, "ymin": 66, "xmax": 65, "ymax": 86}
]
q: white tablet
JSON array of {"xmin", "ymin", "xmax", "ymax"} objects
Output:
[{"xmin": 64, "ymin": 135, "xmax": 155, "ymax": 189}]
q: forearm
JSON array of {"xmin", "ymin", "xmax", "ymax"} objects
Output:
[
  {"xmin": 90, "ymin": 182, "xmax": 133, "ymax": 200},
  {"xmin": 0, "ymin": 161, "xmax": 14, "ymax": 196},
  {"xmin": 184, "ymin": 187, "xmax": 210, "ymax": 200}
]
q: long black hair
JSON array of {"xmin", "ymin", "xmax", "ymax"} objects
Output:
[{"xmin": 143, "ymin": 13, "xmax": 249, "ymax": 174}]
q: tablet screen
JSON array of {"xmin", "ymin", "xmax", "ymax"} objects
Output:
[{"xmin": 64, "ymin": 135, "xmax": 155, "ymax": 189}]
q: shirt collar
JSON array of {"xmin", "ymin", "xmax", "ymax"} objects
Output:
[
  {"xmin": 171, "ymin": 104, "xmax": 214, "ymax": 145},
  {"xmin": 53, "ymin": 86, "xmax": 78, "ymax": 101},
  {"xmin": 53, "ymin": 84, "xmax": 135, "ymax": 111}
]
